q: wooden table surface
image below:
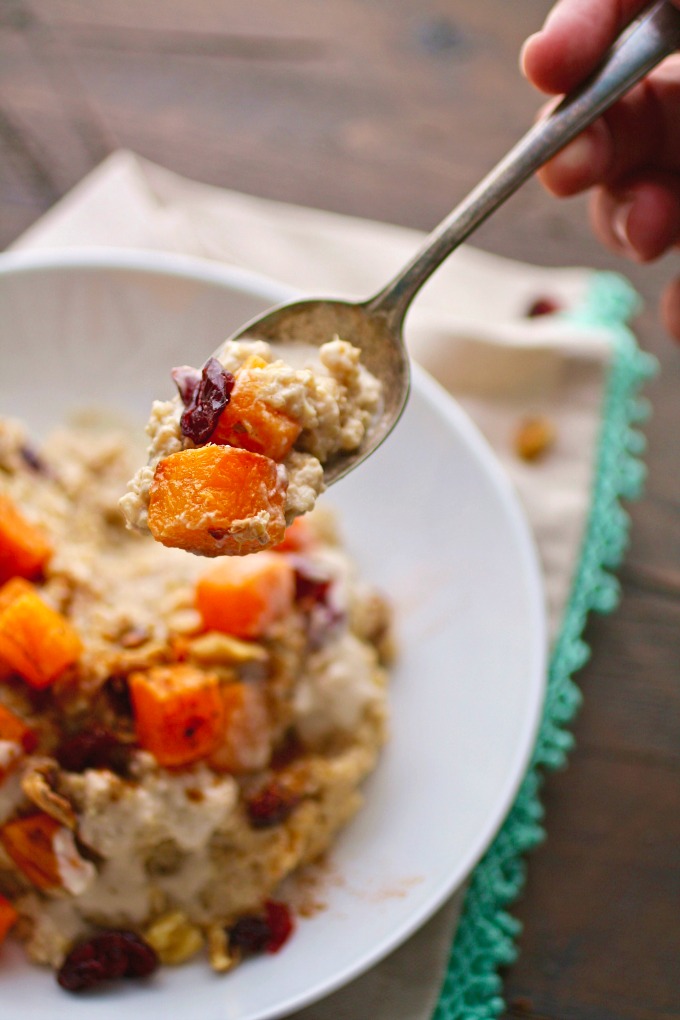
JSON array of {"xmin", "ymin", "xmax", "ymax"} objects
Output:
[{"xmin": 1, "ymin": 2, "xmax": 678, "ymax": 1017}]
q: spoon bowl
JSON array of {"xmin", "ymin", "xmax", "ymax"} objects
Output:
[
  {"xmin": 224, "ymin": 296, "xmax": 410, "ymax": 484},
  {"xmin": 217, "ymin": 0, "xmax": 680, "ymax": 486}
]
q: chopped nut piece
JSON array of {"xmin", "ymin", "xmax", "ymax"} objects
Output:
[
  {"xmin": 101, "ymin": 641, "xmax": 168, "ymax": 676},
  {"xmin": 165, "ymin": 609, "xmax": 203, "ymax": 636},
  {"xmin": 514, "ymin": 416, "xmax": 556, "ymax": 462},
  {"xmin": 21, "ymin": 762, "xmax": 77, "ymax": 830},
  {"xmin": 349, "ymin": 590, "xmax": 396, "ymax": 665},
  {"xmin": 188, "ymin": 631, "xmax": 268, "ymax": 666},
  {"xmin": 119, "ymin": 626, "xmax": 151, "ymax": 649},
  {"xmin": 143, "ymin": 910, "xmax": 204, "ymax": 965},
  {"xmin": 207, "ymin": 923, "xmax": 241, "ymax": 973}
]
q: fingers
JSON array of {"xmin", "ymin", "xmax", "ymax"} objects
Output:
[
  {"xmin": 521, "ymin": 0, "xmax": 651, "ymax": 94},
  {"xmin": 589, "ymin": 174, "xmax": 680, "ymax": 261},
  {"xmin": 521, "ymin": 1, "xmax": 680, "ymax": 343},
  {"xmin": 534, "ymin": 61, "xmax": 680, "ymax": 263},
  {"xmin": 536, "ymin": 64, "xmax": 680, "ymax": 196},
  {"xmin": 536, "ymin": 119, "xmax": 613, "ymax": 196},
  {"xmin": 661, "ymin": 276, "xmax": 680, "ymax": 341}
]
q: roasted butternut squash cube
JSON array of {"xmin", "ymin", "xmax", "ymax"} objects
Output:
[
  {"xmin": 0, "ymin": 893, "xmax": 18, "ymax": 944},
  {"xmin": 0, "ymin": 703, "xmax": 38, "ymax": 781},
  {"xmin": 0, "ymin": 579, "xmax": 36, "ymax": 679},
  {"xmin": 147, "ymin": 445, "xmax": 287, "ymax": 556},
  {"xmin": 196, "ymin": 552, "xmax": 295, "ymax": 639},
  {"xmin": 208, "ymin": 681, "xmax": 271, "ymax": 774},
  {"xmin": 0, "ymin": 577, "xmax": 35, "ymax": 613},
  {"xmin": 129, "ymin": 664, "xmax": 227, "ymax": 767},
  {"xmin": 0, "ymin": 494, "xmax": 52, "ymax": 585},
  {"xmin": 211, "ymin": 363, "xmax": 301, "ymax": 461},
  {"xmin": 0, "ymin": 813, "xmax": 62, "ymax": 890},
  {"xmin": 272, "ymin": 516, "xmax": 315, "ymax": 553},
  {"xmin": 0, "ymin": 582, "xmax": 82, "ymax": 689}
]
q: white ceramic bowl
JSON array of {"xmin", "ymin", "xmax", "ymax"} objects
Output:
[{"xmin": 0, "ymin": 248, "xmax": 546, "ymax": 1020}]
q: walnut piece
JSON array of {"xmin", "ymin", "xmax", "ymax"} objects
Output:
[
  {"xmin": 514, "ymin": 416, "xmax": 556, "ymax": 462},
  {"xmin": 21, "ymin": 762, "xmax": 77, "ymax": 830}
]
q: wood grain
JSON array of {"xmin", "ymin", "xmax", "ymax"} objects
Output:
[{"xmin": 1, "ymin": 2, "xmax": 678, "ymax": 1017}]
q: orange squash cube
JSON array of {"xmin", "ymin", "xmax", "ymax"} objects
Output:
[
  {"xmin": 0, "ymin": 577, "xmax": 35, "ymax": 613},
  {"xmin": 0, "ymin": 813, "xmax": 62, "ymax": 890},
  {"xmin": 0, "ymin": 579, "xmax": 36, "ymax": 680},
  {"xmin": 272, "ymin": 516, "xmax": 315, "ymax": 553},
  {"xmin": 147, "ymin": 445, "xmax": 288, "ymax": 557},
  {"xmin": 0, "ymin": 703, "xmax": 38, "ymax": 781},
  {"xmin": 196, "ymin": 551, "xmax": 295, "ymax": 639},
  {"xmin": 129, "ymin": 664, "xmax": 227, "ymax": 767},
  {"xmin": 0, "ymin": 494, "xmax": 52, "ymax": 585},
  {"xmin": 0, "ymin": 893, "xmax": 18, "ymax": 944},
  {"xmin": 208, "ymin": 681, "xmax": 271, "ymax": 774},
  {"xmin": 211, "ymin": 362, "xmax": 301, "ymax": 461},
  {"xmin": 0, "ymin": 582, "xmax": 83, "ymax": 689}
]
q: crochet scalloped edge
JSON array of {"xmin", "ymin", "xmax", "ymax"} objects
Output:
[{"xmin": 432, "ymin": 271, "xmax": 657, "ymax": 1020}]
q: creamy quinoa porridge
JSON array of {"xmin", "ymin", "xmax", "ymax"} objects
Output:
[
  {"xmin": 121, "ymin": 337, "xmax": 382, "ymax": 556},
  {"xmin": 0, "ymin": 414, "xmax": 392, "ymax": 991}
]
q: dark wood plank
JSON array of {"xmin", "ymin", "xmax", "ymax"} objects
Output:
[{"xmin": 505, "ymin": 752, "xmax": 680, "ymax": 1020}]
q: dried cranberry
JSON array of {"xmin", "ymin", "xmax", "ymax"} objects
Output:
[
  {"xmin": 56, "ymin": 726, "xmax": 131, "ymax": 776},
  {"xmin": 307, "ymin": 602, "xmax": 346, "ymax": 650},
  {"xmin": 263, "ymin": 900, "xmax": 294, "ymax": 953},
  {"xmin": 270, "ymin": 730, "xmax": 304, "ymax": 770},
  {"xmin": 171, "ymin": 364, "xmax": 201, "ymax": 405},
  {"xmin": 20, "ymin": 726, "xmax": 39, "ymax": 755},
  {"xmin": 291, "ymin": 560, "xmax": 344, "ymax": 646},
  {"xmin": 105, "ymin": 676, "xmax": 133, "ymax": 717},
  {"xmin": 295, "ymin": 573, "xmax": 331, "ymax": 606},
  {"xmin": 526, "ymin": 296, "xmax": 561, "ymax": 317},
  {"xmin": 293, "ymin": 562, "xmax": 332, "ymax": 606},
  {"xmin": 246, "ymin": 780, "xmax": 302, "ymax": 829},
  {"xmin": 57, "ymin": 953, "xmax": 108, "ymax": 992},
  {"xmin": 71, "ymin": 936, "xmax": 128, "ymax": 982},
  {"xmin": 178, "ymin": 357, "xmax": 234, "ymax": 445},
  {"xmin": 20, "ymin": 444, "xmax": 50, "ymax": 475},
  {"xmin": 57, "ymin": 931, "xmax": 157, "ymax": 992},
  {"xmin": 228, "ymin": 902, "xmax": 294, "ymax": 955},
  {"xmin": 229, "ymin": 915, "xmax": 272, "ymax": 954},
  {"xmin": 119, "ymin": 931, "xmax": 159, "ymax": 977}
]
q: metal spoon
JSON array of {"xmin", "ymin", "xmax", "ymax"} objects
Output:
[{"xmin": 221, "ymin": 0, "xmax": 680, "ymax": 485}]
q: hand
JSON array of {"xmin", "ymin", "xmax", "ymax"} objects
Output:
[{"xmin": 521, "ymin": 0, "xmax": 680, "ymax": 340}]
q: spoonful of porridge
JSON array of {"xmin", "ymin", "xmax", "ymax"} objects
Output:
[{"xmin": 121, "ymin": 0, "xmax": 680, "ymax": 556}]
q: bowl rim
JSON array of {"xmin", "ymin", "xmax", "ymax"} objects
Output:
[{"xmin": 0, "ymin": 245, "xmax": 299, "ymax": 308}]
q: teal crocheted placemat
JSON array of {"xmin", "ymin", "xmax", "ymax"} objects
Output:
[{"xmin": 433, "ymin": 271, "xmax": 656, "ymax": 1020}]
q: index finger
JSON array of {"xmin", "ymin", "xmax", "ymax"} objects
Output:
[{"xmin": 521, "ymin": 0, "xmax": 656, "ymax": 94}]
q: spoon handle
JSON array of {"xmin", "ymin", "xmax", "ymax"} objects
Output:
[{"xmin": 368, "ymin": 0, "xmax": 680, "ymax": 327}]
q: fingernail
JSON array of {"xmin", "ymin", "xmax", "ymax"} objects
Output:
[
  {"xmin": 519, "ymin": 33, "xmax": 541, "ymax": 76},
  {"xmin": 612, "ymin": 200, "xmax": 635, "ymax": 253},
  {"xmin": 551, "ymin": 134, "xmax": 595, "ymax": 174}
]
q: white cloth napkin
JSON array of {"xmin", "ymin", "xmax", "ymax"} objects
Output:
[{"xmin": 11, "ymin": 149, "xmax": 619, "ymax": 1018}]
